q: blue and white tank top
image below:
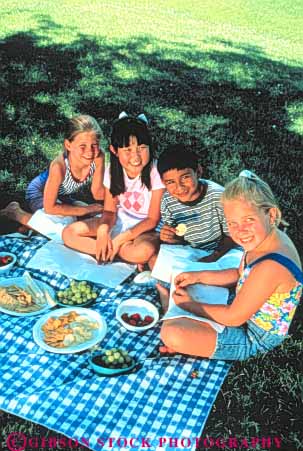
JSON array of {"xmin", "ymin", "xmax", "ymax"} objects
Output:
[{"xmin": 57, "ymin": 155, "xmax": 96, "ymax": 196}]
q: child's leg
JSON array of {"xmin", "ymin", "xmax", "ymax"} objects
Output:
[
  {"xmin": 118, "ymin": 232, "xmax": 160, "ymax": 266},
  {"xmin": 62, "ymin": 217, "xmax": 102, "ymax": 255},
  {"xmin": 0, "ymin": 202, "xmax": 32, "ymax": 226},
  {"xmin": 160, "ymin": 318, "xmax": 217, "ymax": 358},
  {"xmin": 156, "ymin": 283, "xmax": 170, "ymax": 314}
]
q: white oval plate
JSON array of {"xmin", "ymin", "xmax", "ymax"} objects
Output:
[
  {"xmin": 0, "ymin": 276, "xmax": 56, "ymax": 316},
  {"xmin": 33, "ymin": 307, "xmax": 107, "ymax": 354}
]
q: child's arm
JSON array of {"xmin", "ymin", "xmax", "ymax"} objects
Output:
[
  {"xmin": 173, "ymin": 260, "xmax": 284, "ymax": 326},
  {"xmin": 90, "ymin": 151, "xmax": 105, "ymax": 202},
  {"xmin": 159, "ymin": 194, "xmax": 183, "ymax": 244},
  {"xmin": 95, "ymin": 187, "xmax": 118, "ymax": 262},
  {"xmin": 43, "ymin": 157, "xmax": 103, "ymax": 216},
  {"xmin": 175, "ymin": 267, "xmax": 240, "ymax": 288},
  {"xmin": 110, "ymin": 188, "xmax": 165, "ymax": 256}
]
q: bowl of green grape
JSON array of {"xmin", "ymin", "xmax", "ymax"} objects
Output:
[
  {"xmin": 56, "ymin": 280, "xmax": 98, "ymax": 307},
  {"xmin": 89, "ymin": 348, "xmax": 137, "ymax": 376}
]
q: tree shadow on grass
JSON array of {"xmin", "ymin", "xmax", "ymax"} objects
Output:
[
  {"xmin": 0, "ymin": 22, "xmax": 303, "ymax": 450},
  {"xmin": 0, "ymin": 27, "xmax": 302, "ymax": 242}
]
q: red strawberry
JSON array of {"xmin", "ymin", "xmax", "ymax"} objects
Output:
[
  {"xmin": 130, "ymin": 313, "xmax": 141, "ymax": 321},
  {"xmin": 129, "ymin": 319, "xmax": 137, "ymax": 326},
  {"xmin": 121, "ymin": 313, "xmax": 129, "ymax": 322},
  {"xmin": 144, "ymin": 315, "xmax": 154, "ymax": 324}
]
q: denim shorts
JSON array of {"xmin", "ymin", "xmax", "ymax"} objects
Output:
[{"xmin": 210, "ymin": 320, "xmax": 285, "ymax": 361}]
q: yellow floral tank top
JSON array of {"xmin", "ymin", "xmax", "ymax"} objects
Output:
[{"xmin": 237, "ymin": 253, "xmax": 303, "ymax": 336}]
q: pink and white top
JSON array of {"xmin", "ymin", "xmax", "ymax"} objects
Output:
[{"xmin": 103, "ymin": 162, "xmax": 164, "ymax": 222}]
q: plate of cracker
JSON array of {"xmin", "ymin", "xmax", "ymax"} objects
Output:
[
  {"xmin": 0, "ymin": 276, "xmax": 56, "ymax": 316},
  {"xmin": 33, "ymin": 307, "xmax": 107, "ymax": 353}
]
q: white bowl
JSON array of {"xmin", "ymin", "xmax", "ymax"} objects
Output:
[
  {"xmin": 116, "ymin": 299, "xmax": 159, "ymax": 333},
  {"xmin": 0, "ymin": 252, "xmax": 17, "ymax": 274},
  {"xmin": 133, "ymin": 271, "xmax": 157, "ymax": 287}
]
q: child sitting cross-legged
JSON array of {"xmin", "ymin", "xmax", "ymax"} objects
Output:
[
  {"xmin": 157, "ymin": 171, "xmax": 302, "ymax": 361},
  {"xmin": 62, "ymin": 113, "xmax": 164, "ymax": 266},
  {"xmin": 153, "ymin": 144, "xmax": 237, "ymax": 265}
]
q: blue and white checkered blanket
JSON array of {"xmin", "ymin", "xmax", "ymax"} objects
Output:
[{"xmin": 0, "ymin": 235, "xmax": 230, "ymax": 451}]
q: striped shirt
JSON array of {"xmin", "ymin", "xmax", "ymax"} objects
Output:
[
  {"xmin": 25, "ymin": 154, "xmax": 96, "ymax": 212},
  {"xmin": 58, "ymin": 156, "xmax": 95, "ymax": 195},
  {"xmin": 160, "ymin": 179, "xmax": 229, "ymax": 251}
]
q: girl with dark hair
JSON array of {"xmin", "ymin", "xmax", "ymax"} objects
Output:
[{"xmin": 63, "ymin": 113, "xmax": 164, "ymax": 266}]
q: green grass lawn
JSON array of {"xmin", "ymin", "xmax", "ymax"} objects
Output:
[{"xmin": 0, "ymin": 1, "xmax": 303, "ymax": 450}]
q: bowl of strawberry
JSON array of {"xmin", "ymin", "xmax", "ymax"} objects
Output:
[
  {"xmin": 0, "ymin": 252, "xmax": 17, "ymax": 274},
  {"xmin": 116, "ymin": 299, "xmax": 159, "ymax": 332}
]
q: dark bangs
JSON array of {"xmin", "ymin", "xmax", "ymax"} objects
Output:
[
  {"xmin": 110, "ymin": 117, "xmax": 153, "ymax": 150},
  {"xmin": 157, "ymin": 144, "xmax": 199, "ymax": 178},
  {"xmin": 109, "ymin": 117, "xmax": 154, "ymax": 196}
]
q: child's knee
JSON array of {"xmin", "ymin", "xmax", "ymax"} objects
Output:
[
  {"xmin": 160, "ymin": 322, "xmax": 182, "ymax": 350},
  {"xmin": 62, "ymin": 222, "xmax": 80, "ymax": 244},
  {"xmin": 140, "ymin": 240, "xmax": 158, "ymax": 259},
  {"xmin": 120, "ymin": 238, "xmax": 157, "ymax": 263}
]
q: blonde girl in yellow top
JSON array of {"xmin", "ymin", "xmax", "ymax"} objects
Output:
[{"xmin": 158, "ymin": 170, "xmax": 302, "ymax": 360}]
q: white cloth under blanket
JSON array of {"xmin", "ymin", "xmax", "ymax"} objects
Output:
[
  {"xmin": 27, "ymin": 209, "xmax": 76, "ymax": 242},
  {"xmin": 26, "ymin": 241, "xmax": 136, "ymax": 288},
  {"xmin": 151, "ymin": 244, "xmax": 243, "ymax": 283}
]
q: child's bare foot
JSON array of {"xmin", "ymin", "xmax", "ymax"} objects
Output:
[
  {"xmin": 0, "ymin": 201, "xmax": 21, "ymax": 220},
  {"xmin": 0, "ymin": 202, "xmax": 32, "ymax": 226},
  {"xmin": 159, "ymin": 345, "xmax": 177, "ymax": 354},
  {"xmin": 137, "ymin": 263, "xmax": 145, "ymax": 272},
  {"xmin": 156, "ymin": 283, "xmax": 170, "ymax": 314}
]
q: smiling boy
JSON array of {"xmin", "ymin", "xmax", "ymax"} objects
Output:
[{"xmin": 156, "ymin": 144, "xmax": 236, "ymax": 261}]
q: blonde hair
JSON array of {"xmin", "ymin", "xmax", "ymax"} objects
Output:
[
  {"xmin": 64, "ymin": 114, "xmax": 103, "ymax": 142},
  {"xmin": 222, "ymin": 170, "xmax": 288, "ymax": 229}
]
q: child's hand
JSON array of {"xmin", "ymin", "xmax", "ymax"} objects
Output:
[
  {"xmin": 86, "ymin": 203, "xmax": 104, "ymax": 215},
  {"xmin": 96, "ymin": 225, "xmax": 112, "ymax": 262},
  {"xmin": 108, "ymin": 236, "xmax": 123, "ymax": 262},
  {"xmin": 160, "ymin": 224, "xmax": 183, "ymax": 244},
  {"xmin": 174, "ymin": 271, "xmax": 201, "ymax": 288},
  {"xmin": 173, "ymin": 286, "xmax": 193, "ymax": 311}
]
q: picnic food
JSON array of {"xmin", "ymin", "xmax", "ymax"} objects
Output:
[
  {"xmin": 121, "ymin": 312, "xmax": 154, "ymax": 327},
  {"xmin": 42, "ymin": 310, "xmax": 99, "ymax": 348},
  {"xmin": 0, "ymin": 255, "xmax": 14, "ymax": 267},
  {"xmin": 57, "ymin": 280, "xmax": 98, "ymax": 306},
  {"xmin": 92, "ymin": 348, "xmax": 134, "ymax": 370},
  {"xmin": 175, "ymin": 223, "xmax": 187, "ymax": 236},
  {"xmin": 0, "ymin": 285, "xmax": 45, "ymax": 313}
]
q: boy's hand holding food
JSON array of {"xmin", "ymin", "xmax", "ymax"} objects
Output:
[{"xmin": 160, "ymin": 224, "xmax": 185, "ymax": 244}]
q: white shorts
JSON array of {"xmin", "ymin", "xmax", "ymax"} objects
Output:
[{"xmin": 110, "ymin": 209, "xmax": 143, "ymax": 238}]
